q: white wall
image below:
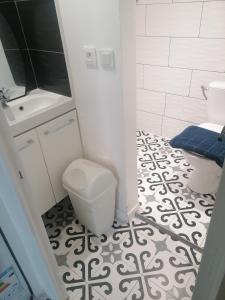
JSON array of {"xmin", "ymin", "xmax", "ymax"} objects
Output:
[
  {"xmin": 119, "ymin": 0, "xmax": 137, "ymax": 213},
  {"xmin": 136, "ymin": 0, "xmax": 225, "ymax": 138},
  {"xmin": 56, "ymin": 0, "xmax": 138, "ymax": 221}
]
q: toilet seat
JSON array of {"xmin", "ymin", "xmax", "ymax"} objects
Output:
[
  {"xmin": 183, "ymin": 122, "xmax": 223, "ymax": 194},
  {"xmin": 199, "ymin": 122, "xmax": 223, "ymax": 133}
]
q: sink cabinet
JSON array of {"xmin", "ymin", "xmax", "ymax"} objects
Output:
[
  {"xmin": 15, "ymin": 110, "xmax": 83, "ymax": 214},
  {"xmin": 37, "ymin": 111, "xmax": 83, "ymax": 202},
  {"xmin": 15, "ymin": 130, "xmax": 56, "ymax": 215}
]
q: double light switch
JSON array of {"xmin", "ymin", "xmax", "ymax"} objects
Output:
[{"xmin": 84, "ymin": 47, "xmax": 114, "ymax": 70}]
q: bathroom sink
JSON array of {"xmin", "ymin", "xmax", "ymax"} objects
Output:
[
  {"xmin": 9, "ymin": 93, "xmax": 60, "ymax": 120},
  {"xmin": 5, "ymin": 89, "xmax": 75, "ymax": 136}
]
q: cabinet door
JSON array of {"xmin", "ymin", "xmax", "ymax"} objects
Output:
[
  {"xmin": 37, "ymin": 110, "xmax": 83, "ymax": 202},
  {"xmin": 15, "ymin": 130, "xmax": 56, "ymax": 215}
]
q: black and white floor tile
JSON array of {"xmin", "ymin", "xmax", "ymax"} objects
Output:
[
  {"xmin": 137, "ymin": 130, "xmax": 215, "ymax": 249},
  {"xmin": 42, "ymin": 130, "xmax": 214, "ymax": 299},
  {"xmin": 43, "ymin": 199, "xmax": 201, "ymax": 300}
]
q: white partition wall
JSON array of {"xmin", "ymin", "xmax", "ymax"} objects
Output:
[{"xmin": 55, "ymin": 0, "xmax": 138, "ymax": 221}]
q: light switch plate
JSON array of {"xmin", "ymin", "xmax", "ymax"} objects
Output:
[
  {"xmin": 99, "ymin": 49, "xmax": 114, "ymax": 69},
  {"xmin": 84, "ymin": 46, "xmax": 97, "ymax": 68}
]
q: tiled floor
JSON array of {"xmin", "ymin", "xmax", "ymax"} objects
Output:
[
  {"xmin": 137, "ymin": 130, "xmax": 215, "ymax": 249},
  {"xmin": 42, "ymin": 130, "xmax": 215, "ymax": 299},
  {"xmin": 43, "ymin": 198, "xmax": 201, "ymax": 300}
]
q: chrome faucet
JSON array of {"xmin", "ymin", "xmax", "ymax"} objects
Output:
[{"xmin": 0, "ymin": 88, "xmax": 10, "ymax": 108}]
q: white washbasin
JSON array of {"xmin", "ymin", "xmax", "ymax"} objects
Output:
[
  {"xmin": 5, "ymin": 89, "xmax": 75, "ymax": 136},
  {"xmin": 9, "ymin": 93, "xmax": 60, "ymax": 120}
]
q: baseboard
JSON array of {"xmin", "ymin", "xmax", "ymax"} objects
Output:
[
  {"xmin": 128, "ymin": 203, "xmax": 139, "ymax": 222},
  {"xmin": 115, "ymin": 207, "xmax": 129, "ymax": 224},
  {"xmin": 115, "ymin": 203, "xmax": 140, "ymax": 224}
]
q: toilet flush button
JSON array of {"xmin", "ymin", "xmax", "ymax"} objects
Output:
[{"xmin": 99, "ymin": 49, "xmax": 114, "ymax": 69}]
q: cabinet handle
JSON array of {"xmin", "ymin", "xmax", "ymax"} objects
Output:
[
  {"xmin": 43, "ymin": 118, "xmax": 75, "ymax": 136},
  {"xmin": 18, "ymin": 139, "xmax": 34, "ymax": 151}
]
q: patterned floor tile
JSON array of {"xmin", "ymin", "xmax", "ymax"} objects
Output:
[
  {"xmin": 41, "ymin": 129, "xmax": 212, "ymax": 299},
  {"xmin": 43, "ymin": 200, "xmax": 201, "ymax": 300},
  {"xmin": 138, "ymin": 198, "xmax": 177, "ymax": 229},
  {"xmin": 137, "ymin": 130, "xmax": 215, "ymax": 249}
]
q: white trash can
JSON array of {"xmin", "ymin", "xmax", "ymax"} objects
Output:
[{"xmin": 62, "ymin": 159, "xmax": 117, "ymax": 236}]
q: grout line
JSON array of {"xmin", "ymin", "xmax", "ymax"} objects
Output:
[
  {"xmin": 141, "ymin": 64, "xmax": 144, "ymax": 88},
  {"xmin": 136, "ymin": 109, "xmax": 198, "ymax": 125},
  {"xmin": 160, "ymin": 116, "xmax": 163, "ymax": 136},
  {"xmin": 136, "ymin": 212, "xmax": 203, "ymax": 253},
  {"xmin": 0, "ymin": 1, "xmax": 16, "ymax": 3},
  {"xmin": 4, "ymin": 48, "xmax": 27, "ymax": 51},
  {"xmin": 144, "ymin": 4, "xmax": 147, "ymax": 36},
  {"xmin": 168, "ymin": 38, "xmax": 172, "ymax": 67},
  {"xmin": 163, "ymin": 95, "xmax": 167, "ymax": 116},
  {"xmin": 161, "ymin": 94, "xmax": 167, "ymax": 134},
  {"xmin": 136, "ymin": 0, "xmax": 225, "ymax": 6},
  {"xmin": 136, "ymin": 62, "xmax": 225, "ymax": 75},
  {"xmin": 136, "ymin": 34, "xmax": 225, "ymax": 40},
  {"xmin": 4, "ymin": 48, "xmax": 63, "ymax": 54},
  {"xmin": 14, "ymin": 1, "xmax": 38, "ymax": 88},
  {"xmin": 137, "ymin": 87, "xmax": 206, "ymax": 101},
  {"xmin": 29, "ymin": 49, "xmax": 64, "ymax": 54},
  {"xmin": 136, "ymin": 87, "xmax": 165, "ymax": 96},
  {"xmin": 188, "ymin": 70, "xmax": 194, "ymax": 97},
  {"xmin": 198, "ymin": 2, "xmax": 204, "ymax": 38},
  {"xmin": 137, "ymin": 109, "xmax": 163, "ymax": 118}
]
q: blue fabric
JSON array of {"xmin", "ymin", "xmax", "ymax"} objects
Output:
[{"xmin": 169, "ymin": 125, "xmax": 225, "ymax": 168}]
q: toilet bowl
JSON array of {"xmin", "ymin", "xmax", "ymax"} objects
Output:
[
  {"xmin": 183, "ymin": 122, "xmax": 223, "ymax": 194},
  {"xmin": 175, "ymin": 81, "xmax": 225, "ymax": 195}
]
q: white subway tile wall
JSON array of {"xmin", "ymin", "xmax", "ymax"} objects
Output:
[
  {"xmin": 136, "ymin": 5, "xmax": 146, "ymax": 35},
  {"xmin": 170, "ymin": 38, "xmax": 225, "ymax": 72},
  {"xmin": 162, "ymin": 117, "xmax": 194, "ymax": 138},
  {"xmin": 137, "ymin": 110, "xmax": 162, "ymax": 136},
  {"xmin": 136, "ymin": 37, "xmax": 170, "ymax": 65},
  {"xmin": 200, "ymin": 2, "xmax": 225, "ymax": 38},
  {"xmin": 144, "ymin": 65, "xmax": 192, "ymax": 95},
  {"xmin": 136, "ymin": 0, "xmax": 225, "ymax": 138},
  {"xmin": 146, "ymin": 3, "xmax": 203, "ymax": 37},
  {"xmin": 136, "ymin": 89, "xmax": 165, "ymax": 115},
  {"xmin": 165, "ymin": 94, "xmax": 207, "ymax": 124},
  {"xmin": 136, "ymin": 64, "xmax": 144, "ymax": 88}
]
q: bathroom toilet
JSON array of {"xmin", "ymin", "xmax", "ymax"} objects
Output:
[
  {"xmin": 183, "ymin": 123, "xmax": 223, "ymax": 194},
  {"xmin": 183, "ymin": 81, "xmax": 225, "ymax": 194}
]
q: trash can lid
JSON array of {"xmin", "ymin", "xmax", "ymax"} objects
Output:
[{"xmin": 62, "ymin": 159, "xmax": 116, "ymax": 200}]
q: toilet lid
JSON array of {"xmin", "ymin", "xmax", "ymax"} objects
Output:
[
  {"xmin": 199, "ymin": 122, "xmax": 223, "ymax": 133},
  {"xmin": 184, "ymin": 122, "xmax": 223, "ymax": 161}
]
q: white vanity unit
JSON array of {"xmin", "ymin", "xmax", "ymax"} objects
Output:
[{"xmin": 6, "ymin": 90, "xmax": 83, "ymax": 215}]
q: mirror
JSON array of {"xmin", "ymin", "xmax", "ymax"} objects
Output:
[{"xmin": 0, "ymin": 11, "xmax": 26, "ymax": 101}]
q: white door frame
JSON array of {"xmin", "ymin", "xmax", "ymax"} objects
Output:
[{"xmin": 192, "ymin": 165, "xmax": 225, "ymax": 300}]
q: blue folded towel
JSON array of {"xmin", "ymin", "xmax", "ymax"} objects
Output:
[{"xmin": 169, "ymin": 125, "xmax": 225, "ymax": 168}]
